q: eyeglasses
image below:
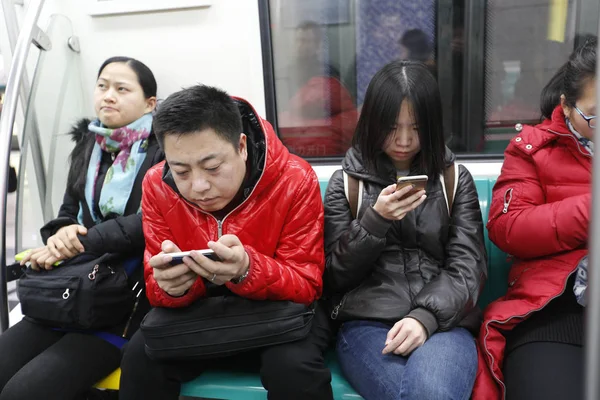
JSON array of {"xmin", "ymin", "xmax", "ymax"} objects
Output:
[{"xmin": 574, "ymin": 106, "xmax": 596, "ymax": 129}]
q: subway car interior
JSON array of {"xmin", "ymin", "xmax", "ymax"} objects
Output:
[{"xmin": 0, "ymin": 0, "xmax": 599, "ymax": 399}]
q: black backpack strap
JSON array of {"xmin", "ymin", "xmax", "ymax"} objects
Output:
[{"xmin": 343, "ymin": 171, "xmax": 361, "ymax": 219}]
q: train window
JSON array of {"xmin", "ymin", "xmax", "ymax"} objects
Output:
[
  {"xmin": 262, "ymin": 0, "xmax": 597, "ymax": 158},
  {"xmin": 483, "ymin": 0, "xmax": 578, "ymax": 152}
]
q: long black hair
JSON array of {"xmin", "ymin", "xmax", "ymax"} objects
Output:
[
  {"xmin": 97, "ymin": 56, "xmax": 157, "ymax": 98},
  {"xmin": 540, "ymin": 36, "xmax": 597, "ymax": 120},
  {"xmin": 353, "ymin": 60, "xmax": 445, "ymax": 178}
]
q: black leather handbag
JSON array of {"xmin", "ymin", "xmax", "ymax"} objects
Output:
[
  {"xmin": 18, "ymin": 252, "xmax": 136, "ymax": 330},
  {"xmin": 140, "ymin": 295, "xmax": 315, "ymax": 360}
]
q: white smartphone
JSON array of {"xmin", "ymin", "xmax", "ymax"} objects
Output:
[
  {"xmin": 168, "ymin": 249, "xmax": 221, "ymax": 265},
  {"xmin": 396, "ymin": 175, "xmax": 428, "ymax": 199}
]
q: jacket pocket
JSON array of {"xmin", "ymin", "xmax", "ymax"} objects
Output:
[
  {"xmin": 487, "ymin": 187, "xmax": 514, "ymax": 227},
  {"xmin": 19, "ymin": 275, "xmax": 80, "ymax": 327}
]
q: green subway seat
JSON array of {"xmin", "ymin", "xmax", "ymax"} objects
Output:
[{"xmin": 96, "ymin": 176, "xmax": 511, "ymax": 399}]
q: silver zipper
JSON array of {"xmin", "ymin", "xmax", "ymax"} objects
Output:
[
  {"xmin": 547, "ymin": 129, "xmax": 593, "ymax": 159},
  {"xmin": 181, "ymin": 188, "xmax": 259, "ymax": 240},
  {"xmin": 508, "ymin": 268, "xmax": 530, "ymax": 287},
  {"xmin": 62, "ymin": 288, "xmax": 70, "ymax": 300},
  {"xmin": 171, "ymin": 104, "xmax": 269, "ymax": 241},
  {"xmin": 330, "ymin": 294, "xmax": 348, "ymax": 320},
  {"xmin": 503, "ymin": 188, "xmax": 513, "ymax": 214},
  {"xmin": 482, "ymin": 267, "xmax": 578, "ymax": 399},
  {"xmin": 331, "ymin": 304, "xmax": 341, "ymax": 320}
]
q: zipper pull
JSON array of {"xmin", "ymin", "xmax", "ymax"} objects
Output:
[
  {"xmin": 62, "ymin": 288, "xmax": 70, "ymax": 300},
  {"xmin": 503, "ymin": 188, "xmax": 513, "ymax": 214},
  {"xmin": 88, "ymin": 265, "xmax": 99, "ymax": 280},
  {"xmin": 107, "ymin": 266, "xmax": 115, "ymax": 274},
  {"xmin": 217, "ymin": 220, "xmax": 223, "ymax": 238},
  {"xmin": 331, "ymin": 304, "xmax": 340, "ymax": 320}
]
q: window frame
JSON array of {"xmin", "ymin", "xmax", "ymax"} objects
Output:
[{"xmin": 257, "ymin": 0, "xmax": 596, "ymax": 163}]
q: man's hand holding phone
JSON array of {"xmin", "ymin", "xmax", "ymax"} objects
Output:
[
  {"xmin": 183, "ymin": 234, "xmax": 250, "ymax": 286},
  {"xmin": 151, "ymin": 240, "xmax": 198, "ymax": 297},
  {"xmin": 373, "ymin": 177, "xmax": 427, "ymax": 221}
]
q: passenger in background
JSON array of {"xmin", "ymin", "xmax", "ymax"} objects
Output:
[
  {"xmin": 399, "ymin": 29, "xmax": 433, "ymax": 64},
  {"xmin": 119, "ymin": 85, "xmax": 333, "ymax": 400},
  {"xmin": 0, "ymin": 56, "xmax": 162, "ymax": 400},
  {"xmin": 323, "ymin": 60, "xmax": 486, "ymax": 400},
  {"xmin": 279, "ymin": 21, "xmax": 357, "ymax": 157},
  {"xmin": 398, "ymin": 29, "xmax": 436, "ymax": 78},
  {"xmin": 474, "ymin": 37, "xmax": 597, "ymax": 400}
]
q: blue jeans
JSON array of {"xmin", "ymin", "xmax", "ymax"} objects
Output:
[{"xmin": 337, "ymin": 320, "xmax": 477, "ymax": 400}]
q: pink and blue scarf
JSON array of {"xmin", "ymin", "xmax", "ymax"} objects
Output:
[{"xmin": 78, "ymin": 113, "xmax": 152, "ymax": 224}]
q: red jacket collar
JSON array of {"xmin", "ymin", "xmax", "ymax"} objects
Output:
[{"xmin": 544, "ymin": 105, "xmax": 570, "ymax": 134}]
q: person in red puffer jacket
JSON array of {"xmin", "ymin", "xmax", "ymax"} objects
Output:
[
  {"xmin": 119, "ymin": 84, "xmax": 333, "ymax": 400},
  {"xmin": 278, "ymin": 21, "xmax": 358, "ymax": 157},
  {"xmin": 474, "ymin": 38, "xmax": 596, "ymax": 400}
]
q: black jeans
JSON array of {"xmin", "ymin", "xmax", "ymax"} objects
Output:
[
  {"xmin": 504, "ymin": 342, "xmax": 583, "ymax": 400},
  {"xmin": 119, "ymin": 303, "xmax": 334, "ymax": 400},
  {"xmin": 0, "ymin": 319, "xmax": 121, "ymax": 400}
]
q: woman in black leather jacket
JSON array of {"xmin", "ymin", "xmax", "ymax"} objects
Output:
[{"xmin": 324, "ymin": 61, "xmax": 487, "ymax": 400}]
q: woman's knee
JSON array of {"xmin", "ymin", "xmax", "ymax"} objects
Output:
[
  {"xmin": 1, "ymin": 378, "xmax": 30, "ymax": 400},
  {"xmin": 400, "ymin": 329, "xmax": 477, "ymax": 400},
  {"xmin": 414, "ymin": 328, "xmax": 477, "ymax": 367},
  {"xmin": 262, "ymin": 342, "xmax": 327, "ymax": 381},
  {"xmin": 0, "ymin": 374, "xmax": 60, "ymax": 400},
  {"xmin": 504, "ymin": 342, "xmax": 583, "ymax": 400},
  {"xmin": 399, "ymin": 362, "xmax": 474, "ymax": 400}
]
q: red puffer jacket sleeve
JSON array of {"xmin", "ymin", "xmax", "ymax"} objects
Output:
[
  {"xmin": 487, "ymin": 139, "xmax": 590, "ymax": 260},
  {"xmin": 225, "ymin": 170, "xmax": 325, "ymax": 305},
  {"xmin": 142, "ymin": 167, "xmax": 206, "ymax": 308}
]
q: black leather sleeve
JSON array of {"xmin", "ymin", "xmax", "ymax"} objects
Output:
[
  {"xmin": 410, "ymin": 165, "xmax": 488, "ymax": 331},
  {"xmin": 324, "ymin": 170, "xmax": 390, "ymax": 293}
]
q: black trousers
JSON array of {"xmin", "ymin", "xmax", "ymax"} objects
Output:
[
  {"xmin": 504, "ymin": 342, "xmax": 583, "ymax": 400},
  {"xmin": 0, "ymin": 319, "xmax": 121, "ymax": 400},
  {"xmin": 119, "ymin": 303, "xmax": 334, "ymax": 400}
]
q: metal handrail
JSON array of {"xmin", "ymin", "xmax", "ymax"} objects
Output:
[
  {"xmin": 2, "ymin": 0, "xmax": 21, "ymax": 50},
  {"xmin": 584, "ymin": 17, "xmax": 600, "ymax": 400},
  {"xmin": 0, "ymin": 0, "xmax": 46, "ymax": 332},
  {"xmin": 2, "ymin": 0, "xmax": 50, "ymax": 239}
]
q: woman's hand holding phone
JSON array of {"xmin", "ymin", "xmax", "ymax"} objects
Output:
[{"xmin": 373, "ymin": 182, "xmax": 427, "ymax": 221}]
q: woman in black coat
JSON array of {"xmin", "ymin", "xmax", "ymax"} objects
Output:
[
  {"xmin": 0, "ymin": 56, "xmax": 163, "ymax": 400},
  {"xmin": 324, "ymin": 61, "xmax": 487, "ymax": 400}
]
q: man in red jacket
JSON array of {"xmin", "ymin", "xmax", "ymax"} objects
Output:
[{"xmin": 119, "ymin": 85, "xmax": 332, "ymax": 400}]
